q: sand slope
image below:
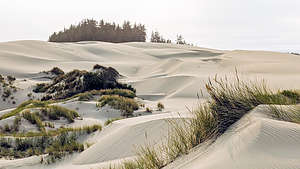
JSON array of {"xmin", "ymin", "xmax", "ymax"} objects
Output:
[
  {"xmin": 164, "ymin": 105, "xmax": 300, "ymax": 169},
  {"xmin": 1, "ymin": 41, "xmax": 300, "ymax": 169}
]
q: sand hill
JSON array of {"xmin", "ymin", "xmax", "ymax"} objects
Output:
[{"xmin": 0, "ymin": 40, "xmax": 300, "ymax": 169}]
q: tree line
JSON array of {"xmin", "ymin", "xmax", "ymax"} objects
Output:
[
  {"xmin": 49, "ymin": 19, "xmax": 192, "ymax": 45},
  {"xmin": 49, "ymin": 19, "xmax": 146, "ymax": 43},
  {"xmin": 150, "ymin": 31, "xmax": 189, "ymax": 45}
]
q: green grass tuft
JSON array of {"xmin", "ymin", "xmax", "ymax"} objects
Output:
[{"xmin": 97, "ymin": 95, "xmax": 139, "ymax": 117}]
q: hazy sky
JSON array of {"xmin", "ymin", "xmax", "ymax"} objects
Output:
[{"xmin": 1, "ymin": 0, "xmax": 300, "ymax": 52}]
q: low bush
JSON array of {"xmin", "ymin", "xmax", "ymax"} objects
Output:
[
  {"xmin": 0, "ymin": 74, "xmax": 4, "ymax": 82},
  {"xmin": 7, "ymin": 76, "xmax": 16, "ymax": 84},
  {"xmin": 2, "ymin": 88, "xmax": 11, "ymax": 98},
  {"xmin": 50, "ymin": 67, "xmax": 64, "ymax": 76},
  {"xmin": 33, "ymin": 83, "xmax": 48, "ymax": 93},
  {"xmin": 146, "ymin": 107, "xmax": 152, "ymax": 113},
  {"xmin": 157, "ymin": 102, "xmax": 164, "ymax": 111}
]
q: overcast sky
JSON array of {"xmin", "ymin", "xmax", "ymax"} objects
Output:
[{"xmin": 1, "ymin": 0, "xmax": 300, "ymax": 52}]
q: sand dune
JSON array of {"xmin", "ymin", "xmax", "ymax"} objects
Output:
[
  {"xmin": 164, "ymin": 105, "xmax": 300, "ymax": 169},
  {"xmin": 0, "ymin": 40, "xmax": 300, "ymax": 169}
]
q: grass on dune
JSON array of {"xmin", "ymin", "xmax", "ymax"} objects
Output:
[
  {"xmin": 97, "ymin": 95, "xmax": 139, "ymax": 117},
  {"xmin": 109, "ymin": 74, "xmax": 300, "ymax": 169}
]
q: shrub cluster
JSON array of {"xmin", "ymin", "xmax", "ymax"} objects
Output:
[
  {"xmin": 50, "ymin": 67, "xmax": 64, "ymax": 76},
  {"xmin": 33, "ymin": 65, "xmax": 137, "ymax": 101}
]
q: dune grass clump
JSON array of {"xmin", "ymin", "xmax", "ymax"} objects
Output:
[
  {"xmin": 98, "ymin": 95, "xmax": 139, "ymax": 117},
  {"xmin": 96, "ymin": 89, "xmax": 136, "ymax": 98},
  {"xmin": 0, "ymin": 124, "xmax": 102, "ymax": 160},
  {"xmin": 206, "ymin": 75, "xmax": 300, "ymax": 134},
  {"xmin": 0, "ymin": 100, "xmax": 51, "ymax": 120},
  {"xmin": 111, "ymin": 75, "xmax": 300, "ymax": 169},
  {"xmin": 22, "ymin": 110, "xmax": 45, "ymax": 132},
  {"xmin": 104, "ymin": 118, "xmax": 122, "ymax": 126},
  {"xmin": 0, "ymin": 132, "xmax": 84, "ymax": 161},
  {"xmin": 267, "ymin": 105, "xmax": 300, "ymax": 124},
  {"xmin": 78, "ymin": 92, "xmax": 94, "ymax": 101},
  {"xmin": 45, "ymin": 132, "xmax": 84, "ymax": 164},
  {"xmin": 41, "ymin": 105, "xmax": 79, "ymax": 123}
]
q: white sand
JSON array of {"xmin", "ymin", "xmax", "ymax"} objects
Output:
[
  {"xmin": 164, "ymin": 105, "xmax": 300, "ymax": 169},
  {"xmin": 0, "ymin": 40, "xmax": 300, "ymax": 169}
]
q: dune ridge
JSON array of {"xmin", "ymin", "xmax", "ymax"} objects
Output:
[{"xmin": 0, "ymin": 41, "xmax": 300, "ymax": 169}]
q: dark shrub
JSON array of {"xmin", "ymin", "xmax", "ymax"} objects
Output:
[
  {"xmin": 0, "ymin": 74, "xmax": 4, "ymax": 82},
  {"xmin": 2, "ymin": 89, "xmax": 11, "ymax": 98},
  {"xmin": 7, "ymin": 76, "xmax": 16, "ymax": 83},
  {"xmin": 93, "ymin": 64, "xmax": 106, "ymax": 70},
  {"xmin": 33, "ymin": 83, "xmax": 47, "ymax": 93},
  {"xmin": 50, "ymin": 67, "xmax": 64, "ymax": 76}
]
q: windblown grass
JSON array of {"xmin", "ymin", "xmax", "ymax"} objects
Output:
[
  {"xmin": 267, "ymin": 105, "xmax": 300, "ymax": 124},
  {"xmin": 206, "ymin": 75, "xmax": 300, "ymax": 134},
  {"xmin": 110, "ymin": 74, "xmax": 300, "ymax": 169},
  {"xmin": 41, "ymin": 105, "xmax": 80, "ymax": 123}
]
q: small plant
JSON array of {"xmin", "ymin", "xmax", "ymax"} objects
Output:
[
  {"xmin": 157, "ymin": 102, "xmax": 164, "ymax": 111},
  {"xmin": 93, "ymin": 64, "xmax": 106, "ymax": 70},
  {"xmin": 7, "ymin": 76, "xmax": 16, "ymax": 84},
  {"xmin": 104, "ymin": 118, "xmax": 121, "ymax": 126},
  {"xmin": 27, "ymin": 93, "xmax": 33, "ymax": 98},
  {"xmin": 0, "ymin": 74, "xmax": 4, "ymax": 83},
  {"xmin": 2, "ymin": 88, "xmax": 11, "ymax": 98},
  {"xmin": 146, "ymin": 107, "xmax": 152, "ymax": 113}
]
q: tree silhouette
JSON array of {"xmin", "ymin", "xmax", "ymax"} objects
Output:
[{"xmin": 49, "ymin": 19, "xmax": 147, "ymax": 43}]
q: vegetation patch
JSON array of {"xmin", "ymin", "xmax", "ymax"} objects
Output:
[
  {"xmin": 104, "ymin": 118, "xmax": 122, "ymax": 126},
  {"xmin": 33, "ymin": 65, "xmax": 136, "ymax": 100},
  {"xmin": 157, "ymin": 102, "xmax": 164, "ymax": 111},
  {"xmin": 111, "ymin": 75, "xmax": 300, "ymax": 169},
  {"xmin": 41, "ymin": 105, "xmax": 80, "ymax": 123},
  {"xmin": 22, "ymin": 110, "xmax": 45, "ymax": 132},
  {"xmin": 0, "ymin": 124, "xmax": 101, "ymax": 161},
  {"xmin": 97, "ymin": 95, "xmax": 139, "ymax": 117},
  {"xmin": 0, "ymin": 100, "xmax": 51, "ymax": 120}
]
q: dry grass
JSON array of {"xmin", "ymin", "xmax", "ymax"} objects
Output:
[{"xmin": 108, "ymin": 74, "xmax": 300, "ymax": 169}]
